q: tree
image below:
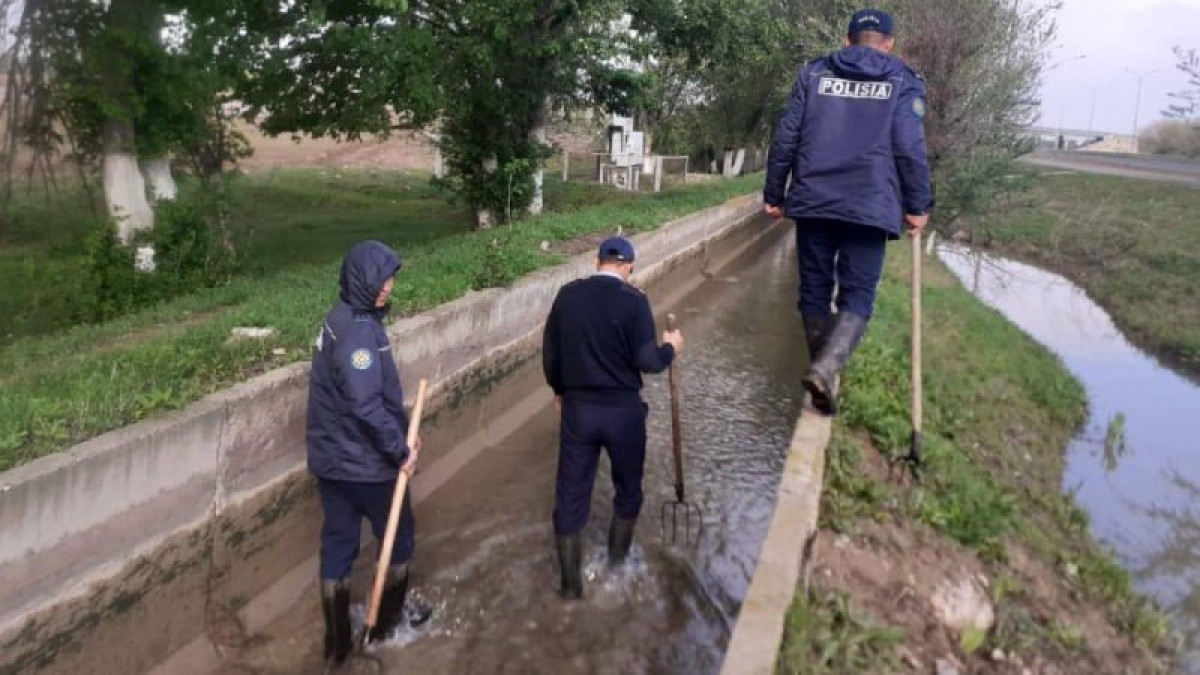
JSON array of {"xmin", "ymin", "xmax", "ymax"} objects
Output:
[
  {"xmin": 631, "ymin": 0, "xmax": 847, "ymax": 172},
  {"xmin": 1165, "ymin": 46, "xmax": 1199, "ymax": 121},
  {"xmin": 215, "ymin": 0, "xmax": 640, "ymax": 228},
  {"xmin": 421, "ymin": 0, "xmax": 641, "ymax": 226},
  {"xmin": 892, "ymin": 0, "xmax": 1056, "ymax": 235},
  {"xmin": 2, "ymin": 0, "xmax": 236, "ymax": 242}
]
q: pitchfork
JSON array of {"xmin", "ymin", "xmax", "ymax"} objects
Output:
[{"xmin": 660, "ymin": 313, "xmax": 703, "ymax": 545}]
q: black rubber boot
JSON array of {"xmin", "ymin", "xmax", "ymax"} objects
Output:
[
  {"xmin": 607, "ymin": 516, "xmax": 636, "ymax": 566},
  {"xmin": 556, "ymin": 534, "xmax": 583, "ymax": 599},
  {"xmin": 803, "ymin": 312, "xmax": 869, "ymax": 416},
  {"xmin": 801, "ymin": 314, "xmax": 832, "ymax": 365},
  {"xmin": 368, "ymin": 564, "xmax": 432, "ymax": 644},
  {"xmin": 321, "ymin": 579, "xmax": 352, "ymax": 667}
]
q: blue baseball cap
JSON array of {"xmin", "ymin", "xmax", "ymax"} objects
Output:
[
  {"xmin": 848, "ymin": 8, "xmax": 894, "ymax": 36},
  {"xmin": 598, "ymin": 236, "xmax": 635, "ymax": 263}
]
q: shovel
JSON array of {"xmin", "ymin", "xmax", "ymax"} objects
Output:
[
  {"xmin": 361, "ymin": 378, "xmax": 429, "ymax": 649},
  {"xmin": 660, "ymin": 313, "xmax": 703, "ymax": 545}
]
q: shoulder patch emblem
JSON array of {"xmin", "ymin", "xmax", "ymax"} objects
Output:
[
  {"xmin": 913, "ymin": 98, "xmax": 926, "ymax": 119},
  {"xmin": 350, "ymin": 348, "xmax": 374, "ymax": 371}
]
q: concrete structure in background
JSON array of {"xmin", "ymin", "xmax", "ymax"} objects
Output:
[{"xmin": 1028, "ymin": 125, "xmax": 1136, "ymax": 153}]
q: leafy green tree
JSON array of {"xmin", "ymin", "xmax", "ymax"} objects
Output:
[
  {"xmin": 891, "ymin": 0, "xmax": 1056, "ymax": 235},
  {"xmin": 2, "ymin": 0, "xmax": 238, "ymax": 240},
  {"xmin": 630, "ymin": 0, "xmax": 846, "ymax": 171},
  {"xmin": 422, "ymin": 0, "xmax": 641, "ymax": 226}
]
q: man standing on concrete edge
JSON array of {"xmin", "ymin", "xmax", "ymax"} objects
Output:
[
  {"xmin": 307, "ymin": 241, "xmax": 432, "ymax": 667},
  {"xmin": 542, "ymin": 237, "xmax": 684, "ymax": 598},
  {"xmin": 764, "ymin": 8, "xmax": 933, "ymax": 414}
]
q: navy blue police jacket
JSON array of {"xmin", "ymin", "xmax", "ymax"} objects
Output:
[
  {"xmin": 764, "ymin": 45, "xmax": 933, "ymax": 237},
  {"xmin": 542, "ymin": 273, "xmax": 674, "ymax": 405},
  {"xmin": 307, "ymin": 241, "xmax": 410, "ymax": 483}
]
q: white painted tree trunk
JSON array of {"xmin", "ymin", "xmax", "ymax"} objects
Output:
[
  {"xmin": 722, "ymin": 150, "xmax": 735, "ymax": 177},
  {"xmin": 433, "ymin": 146, "xmax": 447, "ymax": 179},
  {"xmin": 528, "ymin": 98, "xmax": 550, "ymax": 216},
  {"xmin": 104, "ymin": 151, "xmax": 154, "ymax": 244},
  {"xmin": 730, "ymin": 148, "xmax": 746, "ymax": 176},
  {"xmin": 476, "ymin": 156, "xmax": 499, "ymax": 229},
  {"xmin": 141, "ymin": 157, "xmax": 177, "ymax": 201}
]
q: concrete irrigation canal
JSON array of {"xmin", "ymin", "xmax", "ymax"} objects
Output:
[
  {"xmin": 8, "ymin": 194, "xmax": 1193, "ymax": 674},
  {"xmin": 0, "ymin": 197, "xmax": 830, "ymax": 675}
]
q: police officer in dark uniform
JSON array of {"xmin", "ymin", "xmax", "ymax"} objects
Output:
[
  {"xmin": 542, "ymin": 237, "xmax": 685, "ymax": 599},
  {"xmin": 764, "ymin": 8, "xmax": 933, "ymax": 415},
  {"xmin": 307, "ymin": 241, "xmax": 431, "ymax": 666}
]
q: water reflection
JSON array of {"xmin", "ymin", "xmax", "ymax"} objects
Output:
[{"xmin": 940, "ymin": 246, "xmax": 1200, "ymax": 671}]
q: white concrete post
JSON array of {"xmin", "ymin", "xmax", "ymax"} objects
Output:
[
  {"xmin": 561, "ymin": 149, "xmax": 569, "ymax": 182},
  {"xmin": 654, "ymin": 155, "xmax": 663, "ymax": 193}
]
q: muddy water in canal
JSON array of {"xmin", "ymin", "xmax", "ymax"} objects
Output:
[
  {"xmin": 222, "ymin": 228, "xmax": 808, "ymax": 674},
  {"xmin": 941, "ymin": 246, "xmax": 1200, "ymax": 673}
]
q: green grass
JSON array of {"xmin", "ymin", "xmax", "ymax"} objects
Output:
[
  {"xmin": 0, "ymin": 172, "xmax": 762, "ymax": 470},
  {"xmin": 0, "ymin": 169, "xmax": 636, "ymax": 341},
  {"xmin": 784, "ymin": 237, "xmax": 1173, "ymax": 669},
  {"xmin": 986, "ymin": 172, "xmax": 1200, "ymax": 375},
  {"xmin": 777, "ymin": 589, "xmax": 903, "ymax": 674}
]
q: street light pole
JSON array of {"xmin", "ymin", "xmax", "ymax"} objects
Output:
[{"xmin": 1125, "ymin": 68, "xmax": 1164, "ymax": 153}]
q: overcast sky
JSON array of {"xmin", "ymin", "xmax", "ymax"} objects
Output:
[{"xmin": 1039, "ymin": 0, "xmax": 1200, "ymax": 134}]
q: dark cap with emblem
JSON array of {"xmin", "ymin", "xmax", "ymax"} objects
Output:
[
  {"xmin": 598, "ymin": 236, "xmax": 635, "ymax": 263},
  {"xmin": 848, "ymin": 8, "xmax": 894, "ymax": 36}
]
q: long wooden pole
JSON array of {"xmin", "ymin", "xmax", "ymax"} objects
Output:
[
  {"xmin": 362, "ymin": 378, "xmax": 428, "ymax": 644},
  {"xmin": 666, "ymin": 314, "xmax": 685, "ymax": 503},
  {"xmin": 910, "ymin": 232, "xmax": 924, "ymax": 469}
]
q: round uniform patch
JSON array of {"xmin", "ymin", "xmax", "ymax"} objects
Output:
[
  {"xmin": 913, "ymin": 98, "xmax": 926, "ymax": 119},
  {"xmin": 350, "ymin": 348, "xmax": 374, "ymax": 371}
]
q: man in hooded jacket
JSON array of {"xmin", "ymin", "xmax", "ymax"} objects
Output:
[
  {"xmin": 307, "ymin": 240, "xmax": 431, "ymax": 666},
  {"xmin": 764, "ymin": 8, "xmax": 933, "ymax": 414}
]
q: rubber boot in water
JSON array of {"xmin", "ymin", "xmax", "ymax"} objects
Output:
[
  {"xmin": 802, "ymin": 312, "xmax": 868, "ymax": 415},
  {"xmin": 368, "ymin": 564, "xmax": 433, "ymax": 644},
  {"xmin": 607, "ymin": 516, "xmax": 636, "ymax": 566},
  {"xmin": 556, "ymin": 534, "xmax": 583, "ymax": 599},
  {"xmin": 321, "ymin": 579, "xmax": 352, "ymax": 666},
  {"xmin": 801, "ymin": 314, "xmax": 832, "ymax": 365}
]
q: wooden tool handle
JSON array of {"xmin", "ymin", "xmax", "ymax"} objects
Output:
[
  {"xmin": 911, "ymin": 234, "xmax": 923, "ymax": 434},
  {"xmin": 365, "ymin": 378, "xmax": 429, "ymax": 634},
  {"xmin": 665, "ymin": 314, "xmax": 685, "ymax": 501}
]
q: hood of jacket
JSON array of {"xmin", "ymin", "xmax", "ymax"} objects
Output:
[{"xmin": 338, "ymin": 241, "xmax": 402, "ymax": 314}]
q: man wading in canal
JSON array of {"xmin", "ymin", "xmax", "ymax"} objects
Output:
[
  {"xmin": 542, "ymin": 237, "xmax": 685, "ymax": 599},
  {"xmin": 307, "ymin": 241, "xmax": 432, "ymax": 667},
  {"xmin": 764, "ymin": 8, "xmax": 933, "ymax": 413}
]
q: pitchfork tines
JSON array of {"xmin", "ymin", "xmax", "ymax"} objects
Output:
[{"xmin": 661, "ymin": 483, "xmax": 703, "ymax": 545}]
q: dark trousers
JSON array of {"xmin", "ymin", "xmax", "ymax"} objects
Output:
[
  {"xmin": 318, "ymin": 478, "xmax": 415, "ymax": 580},
  {"xmin": 795, "ymin": 219, "xmax": 888, "ymax": 320},
  {"xmin": 553, "ymin": 399, "xmax": 648, "ymax": 535}
]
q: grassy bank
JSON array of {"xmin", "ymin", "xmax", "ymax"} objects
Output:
[
  {"xmin": 985, "ymin": 172, "xmax": 1200, "ymax": 376},
  {"xmin": 0, "ymin": 173, "xmax": 761, "ymax": 471},
  {"xmin": 777, "ymin": 238, "xmax": 1174, "ymax": 673},
  {"xmin": 0, "ymin": 169, "xmax": 636, "ymax": 341}
]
